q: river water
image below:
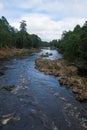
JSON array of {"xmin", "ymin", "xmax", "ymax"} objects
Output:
[{"xmin": 0, "ymin": 48, "xmax": 87, "ymax": 130}]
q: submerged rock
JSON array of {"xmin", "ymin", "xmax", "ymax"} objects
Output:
[
  {"xmin": 0, "ymin": 71, "xmax": 4, "ymax": 76},
  {"xmin": 1, "ymin": 113, "xmax": 14, "ymax": 125},
  {"xmin": 2, "ymin": 85, "xmax": 15, "ymax": 91},
  {"xmin": 41, "ymin": 52, "xmax": 53, "ymax": 57}
]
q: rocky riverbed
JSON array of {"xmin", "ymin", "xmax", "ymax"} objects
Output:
[{"xmin": 35, "ymin": 58, "xmax": 87, "ymax": 101}]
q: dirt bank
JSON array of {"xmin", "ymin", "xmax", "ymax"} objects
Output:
[
  {"xmin": 35, "ymin": 58, "xmax": 87, "ymax": 101},
  {"xmin": 0, "ymin": 48, "xmax": 40, "ymax": 61}
]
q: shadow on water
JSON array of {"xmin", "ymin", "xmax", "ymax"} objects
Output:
[{"xmin": 0, "ymin": 48, "xmax": 87, "ymax": 130}]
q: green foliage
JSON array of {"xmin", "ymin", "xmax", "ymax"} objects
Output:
[
  {"xmin": 30, "ymin": 34, "xmax": 41, "ymax": 48},
  {"xmin": 51, "ymin": 21, "xmax": 87, "ymax": 67},
  {"xmin": 20, "ymin": 20, "xmax": 27, "ymax": 32},
  {"xmin": 0, "ymin": 16, "xmax": 43, "ymax": 49},
  {"xmin": 50, "ymin": 40, "xmax": 58, "ymax": 48},
  {"xmin": 41, "ymin": 41, "xmax": 50, "ymax": 47}
]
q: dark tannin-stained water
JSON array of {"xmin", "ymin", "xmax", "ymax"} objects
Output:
[{"xmin": 0, "ymin": 48, "xmax": 87, "ymax": 130}]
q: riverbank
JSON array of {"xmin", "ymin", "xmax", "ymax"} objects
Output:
[
  {"xmin": 35, "ymin": 58, "xmax": 87, "ymax": 101},
  {"xmin": 0, "ymin": 48, "xmax": 40, "ymax": 61}
]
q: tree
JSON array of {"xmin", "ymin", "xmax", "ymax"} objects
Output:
[
  {"xmin": 20, "ymin": 20, "xmax": 27, "ymax": 32},
  {"xmin": 0, "ymin": 16, "xmax": 43, "ymax": 49},
  {"xmin": 0, "ymin": 16, "xmax": 12, "ymax": 47},
  {"xmin": 19, "ymin": 20, "xmax": 28, "ymax": 48},
  {"xmin": 55, "ymin": 21, "xmax": 87, "ymax": 69}
]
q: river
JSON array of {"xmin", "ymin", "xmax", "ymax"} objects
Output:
[{"xmin": 0, "ymin": 48, "xmax": 87, "ymax": 130}]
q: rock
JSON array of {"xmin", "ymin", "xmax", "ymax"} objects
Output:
[
  {"xmin": 49, "ymin": 53, "xmax": 52, "ymax": 55},
  {"xmin": 1, "ymin": 117, "xmax": 12, "ymax": 125},
  {"xmin": 76, "ymin": 91, "xmax": 87, "ymax": 101},
  {"xmin": 2, "ymin": 85, "xmax": 15, "ymax": 91},
  {"xmin": 81, "ymin": 117, "xmax": 87, "ymax": 129},
  {"xmin": 52, "ymin": 121, "xmax": 58, "ymax": 130},
  {"xmin": 72, "ymin": 86, "xmax": 79, "ymax": 93},
  {"xmin": 59, "ymin": 77, "xmax": 69, "ymax": 86},
  {"xmin": 1, "ymin": 113, "xmax": 14, "ymax": 125},
  {"xmin": 35, "ymin": 58, "xmax": 87, "ymax": 101},
  {"xmin": 54, "ymin": 92, "xmax": 59, "ymax": 97},
  {"xmin": 41, "ymin": 52, "xmax": 52, "ymax": 57},
  {"xmin": 41, "ymin": 54, "xmax": 47, "ymax": 57},
  {"xmin": 46, "ymin": 52, "xmax": 49, "ymax": 55},
  {"xmin": 0, "ymin": 71, "xmax": 4, "ymax": 76}
]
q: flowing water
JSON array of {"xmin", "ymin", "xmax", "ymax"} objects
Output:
[{"xmin": 0, "ymin": 48, "xmax": 87, "ymax": 130}]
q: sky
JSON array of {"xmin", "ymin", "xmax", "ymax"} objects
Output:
[{"xmin": 0, "ymin": 0, "xmax": 87, "ymax": 41}]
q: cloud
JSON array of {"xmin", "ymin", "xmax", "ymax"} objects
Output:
[
  {"xmin": 18, "ymin": 0, "xmax": 42, "ymax": 9},
  {"xmin": 9, "ymin": 13, "xmax": 86, "ymax": 41},
  {"xmin": 1, "ymin": 0, "xmax": 87, "ymax": 41},
  {"xmin": 16, "ymin": 0, "xmax": 87, "ymax": 18},
  {"xmin": 0, "ymin": 2, "xmax": 4, "ymax": 10}
]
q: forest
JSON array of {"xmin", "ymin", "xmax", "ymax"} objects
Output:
[
  {"xmin": 0, "ymin": 16, "xmax": 49, "ymax": 49},
  {"xmin": 50, "ymin": 21, "xmax": 87, "ymax": 74}
]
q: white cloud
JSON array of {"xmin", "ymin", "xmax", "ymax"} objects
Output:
[
  {"xmin": 2, "ymin": 0, "xmax": 87, "ymax": 41},
  {"xmin": 10, "ymin": 13, "xmax": 86, "ymax": 41}
]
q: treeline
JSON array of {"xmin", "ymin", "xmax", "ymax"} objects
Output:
[
  {"xmin": 50, "ymin": 21, "xmax": 87, "ymax": 67},
  {"xmin": 0, "ymin": 16, "xmax": 49, "ymax": 49}
]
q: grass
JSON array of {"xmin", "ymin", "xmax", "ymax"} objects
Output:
[
  {"xmin": 0, "ymin": 48, "xmax": 34, "ymax": 59},
  {"xmin": 14, "ymin": 49, "xmax": 33, "ymax": 57}
]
